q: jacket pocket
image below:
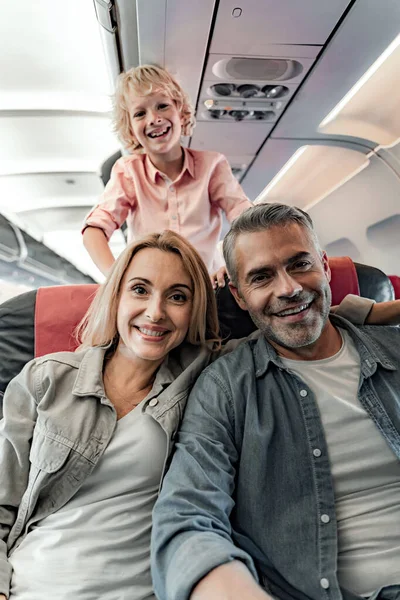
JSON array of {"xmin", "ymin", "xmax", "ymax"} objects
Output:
[{"xmin": 29, "ymin": 429, "xmax": 71, "ymax": 473}]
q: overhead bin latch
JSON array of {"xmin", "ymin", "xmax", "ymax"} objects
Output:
[{"xmin": 93, "ymin": 0, "xmax": 117, "ymax": 33}]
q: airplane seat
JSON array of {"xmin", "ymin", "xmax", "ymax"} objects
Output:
[
  {"xmin": 0, "ymin": 285, "xmax": 98, "ymax": 403},
  {"xmin": 356, "ymin": 263, "xmax": 395, "ymax": 302},
  {"xmin": 0, "ymin": 256, "xmax": 395, "ymax": 407},
  {"xmin": 388, "ymin": 275, "xmax": 400, "ymax": 299}
]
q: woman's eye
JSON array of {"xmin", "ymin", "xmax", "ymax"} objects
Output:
[
  {"xmin": 170, "ymin": 292, "xmax": 187, "ymax": 302},
  {"xmin": 159, "ymin": 103, "xmax": 169, "ymax": 110},
  {"xmin": 133, "ymin": 111, "xmax": 145, "ymax": 118},
  {"xmin": 132, "ymin": 285, "xmax": 147, "ymax": 295}
]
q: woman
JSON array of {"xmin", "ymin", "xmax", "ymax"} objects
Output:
[{"xmin": 0, "ymin": 231, "xmax": 220, "ymax": 600}]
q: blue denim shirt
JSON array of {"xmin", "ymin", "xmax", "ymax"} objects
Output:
[{"xmin": 151, "ymin": 317, "xmax": 400, "ymax": 600}]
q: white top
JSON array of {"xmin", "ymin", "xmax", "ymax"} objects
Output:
[
  {"xmin": 281, "ymin": 329, "xmax": 400, "ymax": 596},
  {"xmin": 9, "ymin": 403, "xmax": 167, "ymax": 600}
]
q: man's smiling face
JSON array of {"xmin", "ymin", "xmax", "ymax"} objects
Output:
[{"xmin": 229, "ymin": 223, "xmax": 333, "ymax": 355}]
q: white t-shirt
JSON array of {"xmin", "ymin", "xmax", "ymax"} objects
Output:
[
  {"xmin": 281, "ymin": 329, "xmax": 400, "ymax": 596},
  {"xmin": 9, "ymin": 403, "xmax": 167, "ymax": 600}
]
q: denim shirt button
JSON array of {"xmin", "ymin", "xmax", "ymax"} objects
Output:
[
  {"xmin": 149, "ymin": 398, "xmax": 159, "ymax": 407},
  {"xmin": 300, "ymin": 389, "xmax": 308, "ymax": 397},
  {"xmin": 321, "ymin": 514, "xmax": 330, "ymax": 524},
  {"xmin": 320, "ymin": 578, "xmax": 330, "ymax": 589},
  {"xmin": 313, "ymin": 448, "xmax": 322, "ymax": 457}
]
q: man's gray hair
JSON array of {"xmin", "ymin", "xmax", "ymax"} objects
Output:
[{"xmin": 223, "ymin": 203, "xmax": 322, "ymax": 286}]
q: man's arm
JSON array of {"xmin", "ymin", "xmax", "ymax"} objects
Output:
[
  {"xmin": 151, "ymin": 367, "xmax": 260, "ymax": 600},
  {"xmin": 82, "ymin": 226, "xmax": 116, "ymax": 276},
  {"xmin": 365, "ymin": 300, "xmax": 400, "ymax": 325},
  {"xmin": 191, "ymin": 561, "xmax": 271, "ymax": 600}
]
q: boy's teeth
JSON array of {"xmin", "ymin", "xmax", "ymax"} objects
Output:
[{"xmin": 149, "ymin": 128, "xmax": 168, "ymax": 138}]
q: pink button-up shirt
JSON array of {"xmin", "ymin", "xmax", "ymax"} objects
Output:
[{"xmin": 83, "ymin": 148, "xmax": 252, "ymax": 271}]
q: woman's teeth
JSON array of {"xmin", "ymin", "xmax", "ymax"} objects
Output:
[{"xmin": 137, "ymin": 327, "xmax": 166, "ymax": 337}]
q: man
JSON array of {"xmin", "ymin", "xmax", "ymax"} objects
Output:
[{"xmin": 151, "ymin": 203, "xmax": 400, "ymax": 600}]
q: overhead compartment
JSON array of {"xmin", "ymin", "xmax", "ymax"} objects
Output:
[
  {"xmin": 271, "ymin": 0, "xmax": 400, "ymax": 147},
  {"xmin": 0, "ymin": 214, "xmax": 95, "ymax": 287},
  {"xmin": 251, "ymin": 141, "xmax": 370, "ymax": 209},
  {"xmin": 318, "ymin": 33, "xmax": 400, "ymax": 148},
  {"xmin": 209, "ymin": 0, "xmax": 352, "ymax": 53}
]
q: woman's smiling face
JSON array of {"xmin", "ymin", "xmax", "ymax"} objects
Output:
[{"xmin": 116, "ymin": 248, "xmax": 193, "ymax": 365}]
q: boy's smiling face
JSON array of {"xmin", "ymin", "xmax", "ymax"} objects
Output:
[{"xmin": 129, "ymin": 91, "xmax": 183, "ymax": 160}]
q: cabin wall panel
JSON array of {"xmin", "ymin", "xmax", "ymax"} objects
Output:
[{"xmin": 309, "ymin": 156, "xmax": 400, "ymax": 275}]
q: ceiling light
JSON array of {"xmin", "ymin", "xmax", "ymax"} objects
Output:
[
  {"xmin": 254, "ymin": 145, "xmax": 370, "ymax": 209},
  {"xmin": 0, "ymin": 91, "xmax": 112, "ymax": 113},
  {"xmin": 319, "ymin": 34, "xmax": 400, "ymax": 147}
]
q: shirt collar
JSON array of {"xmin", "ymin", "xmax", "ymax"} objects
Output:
[
  {"xmin": 252, "ymin": 313, "xmax": 396, "ymax": 379},
  {"xmin": 72, "ymin": 346, "xmax": 108, "ymax": 397},
  {"xmin": 145, "ymin": 147, "xmax": 195, "ymax": 183}
]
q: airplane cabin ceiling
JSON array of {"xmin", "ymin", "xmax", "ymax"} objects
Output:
[
  {"xmin": 1, "ymin": 0, "xmax": 400, "ymax": 287},
  {"xmin": 0, "ymin": 0, "xmax": 120, "ymax": 283}
]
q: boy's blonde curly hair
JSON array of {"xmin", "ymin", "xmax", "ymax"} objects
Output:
[{"xmin": 113, "ymin": 65, "xmax": 196, "ymax": 153}]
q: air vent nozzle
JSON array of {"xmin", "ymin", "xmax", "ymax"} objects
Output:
[
  {"xmin": 211, "ymin": 83, "xmax": 235, "ymax": 96},
  {"xmin": 261, "ymin": 85, "xmax": 289, "ymax": 98},
  {"xmin": 237, "ymin": 84, "xmax": 259, "ymax": 98}
]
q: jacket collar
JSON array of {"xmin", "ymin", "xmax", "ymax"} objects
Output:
[
  {"xmin": 145, "ymin": 147, "xmax": 195, "ymax": 183},
  {"xmin": 252, "ymin": 314, "xmax": 396, "ymax": 379},
  {"xmin": 71, "ymin": 341, "xmax": 210, "ymax": 406}
]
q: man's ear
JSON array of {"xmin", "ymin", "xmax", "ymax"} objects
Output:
[
  {"xmin": 322, "ymin": 251, "xmax": 331, "ymax": 283},
  {"xmin": 228, "ymin": 282, "xmax": 248, "ymax": 311}
]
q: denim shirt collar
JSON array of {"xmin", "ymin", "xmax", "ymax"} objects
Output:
[{"xmin": 253, "ymin": 314, "xmax": 396, "ymax": 379}]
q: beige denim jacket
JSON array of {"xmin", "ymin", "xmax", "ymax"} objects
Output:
[{"xmin": 0, "ymin": 342, "xmax": 214, "ymax": 597}]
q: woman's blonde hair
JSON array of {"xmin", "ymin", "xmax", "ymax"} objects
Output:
[
  {"xmin": 76, "ymin": 231, "xmax": 220, "ymax": 350},
  {"xmin": 113, "ymin": 65, "xmax": 196, "ymax": 153}
]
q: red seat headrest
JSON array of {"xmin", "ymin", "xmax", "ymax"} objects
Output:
[
  {"xmin": 34, "ymin": 284, "xmax": 99, "ymax": 357},
  {"xmin": 328, "ymin": 256, "xmax": 360, "ymax": 306},
  {"xmin": 389, "ymin": 275, "xmax": 400, "ymax": 299}
]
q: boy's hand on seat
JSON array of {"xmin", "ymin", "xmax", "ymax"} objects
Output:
[{"xmin": 212, "ymin": 266, "xmax": 229, "ymax": 289}]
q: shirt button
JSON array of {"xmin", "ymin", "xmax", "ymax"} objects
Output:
[
  {"xmin": 300, "ymin": 389, "xmax": 308, "ymax": 397},
  {"xmin": 321, "ymin": 514, "xmax": 330, "ymax": 524},
  {"xmin": 149, "ymin": 398, "xmax": 158, "ymax": 407},
  {"xmin": 171, "ymin": 214, "xmax": 177, "ymax": 220},
  {"xmin": 170, "ymin": 186, "xmax": 175, "ymax": 192},
  {"xmin": 320, "ymin": 578, "xmax": 330, "ymax": 589},
  {"xmin": 313, "ymin": 448, "xmax": 322, "ymax": 457}
]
